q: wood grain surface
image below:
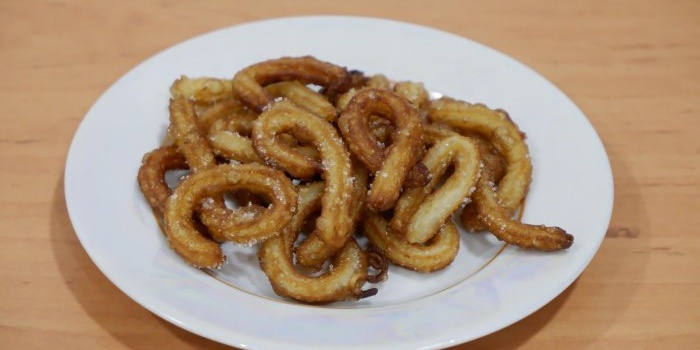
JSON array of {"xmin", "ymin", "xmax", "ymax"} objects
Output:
[{"xmin": 1, "ymin": 0, "xmax": 698, "ymax": 349}]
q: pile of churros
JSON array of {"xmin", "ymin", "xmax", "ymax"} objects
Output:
[{"xmin": 137, "ymin": 56, "xmax": 573, "ymax": 304}]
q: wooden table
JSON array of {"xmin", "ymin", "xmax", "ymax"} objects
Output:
[{"xmin": 2, "ymin": 0, "xmax": 698, "ymax": 349}]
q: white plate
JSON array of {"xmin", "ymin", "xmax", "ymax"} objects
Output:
[{"xmin": 65, "ymin": 16, "xmax": 613, "ymax": 350}]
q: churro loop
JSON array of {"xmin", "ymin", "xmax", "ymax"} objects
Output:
[
  {"xmin": 394, "ymin": 81, "xmax": 430, "ymax": 117},
  {"xmin": 363, "ymin": 211, "xmax": 460, "ymax": 273},
  {"xmin": 208, "ymin": 130, "xmax": 260, "ymax": 164},
  {"xmin": 422, "ymin": 123, "xmax": 507, "ymax": 232},
  {"xmin": 257, "ymin": 182, "xmax": 370, "ymax": 304},
  {"xmin": 195, "ymin": 167, "xmax": 297, "ymax": 245},
  {"xmin": 169, "ymin": 95, "xmax": 254, "ymax": 234},
  {"xmin": 390, "ymin": 135, "xmax": 481, "ymax": 244},
  {"xmin": 265, "ymin": 81, "xmax": 338, "ymax": 122},
  {"xmin": 366, "ymin": 74, "xmax": 392, "ymax": 89},
  {"xmin": 232, "ymin": 56, "xmax": 352, "ymax": 112},
  {"xmin": 459, "ymin": 133, "xmax": 509, "ymax": 232},
  {"xmin": 167, "ymin": 95, "xmax": 240, "ymax": 246},
  {"xmin": 251, "ymin": 99, "xmax": 331, "ymax": 180},
  {"xmin": 293, "ymin": 159, "xmax": 369, "ymax": 271},
  {"xmin": 170, "ymin": 76, "xmax": 233, "ymax": 106},
  {"xmin": 428, "ymin": 98, "xmax": 532, "ymax": 213},
  {"xmin": 204, "ymin": 99, "xmax": 258, "ymax": 137},
  {"xmin": 168, "ymin": 96, "xmax": 217, "ymax": 173},
  {"xmin": 163, "ymin": 163, "xmax": 297, "ymax": 268},
  {"xmin": 427, "ymin": 100, "xmax": 571, "ymax": 250},
  {"xmin": 473, "ymin": 166, "xmax": 574, "ymax": 251},
  {"xmin": 137, "ymin": 145, "xmax": 188, "ymax": 218},
  {"xmin": 252, "ymin": 100, "xmax": 355, "ymax": 270},
  {"xmin": 338, "ymin": 88, "xmax": 427, "ymax": 212},
  {"xmin": 335, "ymin": 74, "xmax": 395, "ymax": 110},
  {"xmin": 198, "ymin": 98, "xmax": 246, "ymax": 133},
  {"xmin": 203, "ymin": 99, "xmax": 261, "ymax": 163}
]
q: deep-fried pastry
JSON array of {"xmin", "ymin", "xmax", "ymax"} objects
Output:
[
  {"xmin": 170, "ymin": 76, "xmax": 233, "ymax": 106},
  {"xmin": 292, "ymin": 159, "xmax": 369, "ymax": 271},
  {"xmin": 394, "ymin": 81, "xmax": 430, "ymax": 117},
  {"xmin": 252, "ymin": 100, "xmax": 355, "ymax": 270},
  {"xmin": 459, "ymin": 133, "xmax": 509, "ymax": 232},
  {"xmin": 258, "ymin": 182, "xmax": 369, "ymax": 303},
  {"xmin": 422, "ymin": 123, "xmax": 507, "ymax": 232},
  {"xmin": 473, "ymin": 166, "xmax": 574, "ymax": 250},
  {"xmin": 137, "ymin": 55, "xmax": 575, "ymax": 305},
  {"xmin": 265, "ymin": 81, "xmax": 338, "ymax": 122},
  {"xmin": 137, "ymin": 145, "xmax": 188, "ymax": 218},
  {"xmin": 163, "ymin": 163, "xmax": 297, "ymax": 268},
  {"xmin": 208, "ymin": 130, "xmax": 260, "ymax": 163},
  {"xmin": 426, "ymin": 99, "xmax": 571, "ymax": 250},
  {"xmin": 232, "ymin": 56, "xmax": 352, "ymax": 112},
  {"xmin": 168, "ymin": 96, "xmax": 217, "ymax": 172},
  {"xmin": 428, "ymin": 98, "xmax": 532, "ymax": 213},
  {"xmin": 195, "ymin": 165, "xmax": 297, "ymax": 245},
  {"xmin": 390, "ymin": 135, "xmax": 481, "ymax": 244},
  {"xmin": 338, "ymin": 88, "xmax": 426, "ymax": 211},
  {"xmin": 363, "ymin": 211, "xmax": 459, "ymax": 273},
  {"xmin": 203, "ymin": 99, "xmax": 261, "ymax": 163}
]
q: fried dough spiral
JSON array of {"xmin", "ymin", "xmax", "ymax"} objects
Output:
[
  {"xmin": 251, "ymin": 99, "xmax": 340, "ymax": 181},
  {"xmin": 338, "ymin": 88, "xmax": 427, "ymax": 212},
  {"xmin": 473, "ymin": 166, "xmax": 574, "ymax": 250},
  {"xmin": 258, "ymin": 182, "xmax": 370, "ymax": 304},
  {"xmin": 203, "ymin": 98, "xmax": 262, "ymax": 163},
  {"xmin": 363, "ymin": 211, "xmax": 460, "ymax": 273},
  {"xmin": 138, "ymin": 55, "xmax": 575, "ymax": 304},
  {"xmin": 264, "ymin": 81, "xmax": 338, "ymax": 122},
  {"xmin": 163, "ymin": 163, "xmax": 297, "ymax": 268},
  {"xmin": 458, "ymin": 134, "xmax": 509, "ymax": 232},
  {"xmin": 168, "ymin": 96, "xmax": 217, "ymax": 172},
  {"xmin": 137, "ymin": 145, "xmax": 188, "ymax": 218},
  {"xmin": 252, "ymin": 100, "xmax": 355, "ymax": 270},
  {"xmin": 170, "ymin": 76, "xmax": 233, "ymax": 106},
  {"xmin": 169, "ymin": 96, "xmax": 267, "ymax": 241},
  {"xmin": 232, "ymin": 56, "xmax": 352, "ymax": 112},
  {"xmin": 427, "ymin": 99, "xmax": 572, "ymax": 250},
  {"xmin": 428, "ymin": 98, "xmax": 532, "ymax": 213},
  {"xmin": 390, "ymin": 135, "xmax": 481, "ymax": 244},
  {"xmin": 292, "ymin": 160, "xmax": 369, "ymax": 271},
  {"xmin": 394, "ymin": 81, "xmax": 431, "ymax": 117},
  {"xmin": 422, "ymin": 124, "xmax": 507, "ymax": 232}
]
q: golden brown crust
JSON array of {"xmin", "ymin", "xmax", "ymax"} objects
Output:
[
  {"xmin": 338, "ymin": 88, "xmax": 426, "ymax": 211},
  {"xmin": 257, "ymin": 182, "xmax": 369, "ymax": 304},
  {"xmin": 428, "ymin": 98, "xmax": 532, "ymax": 213},
  {"xmin": 390, "ymin": 135, "xmax": 481, "ymax": 244},
  {"xmin": 363, "ymin": 211, "xmax": 459, "ymax": 273},
  {"xmin": 252, "ymin": 100, "xmax": 355, "ymax": 270},
  {"xmin": 473, "ymin": 167, "xmax": 573, "ymax": 250},
  {"xmin": 251, "ymin": 100, "xmax": 328, "ymax": 180},
  {"xmin": 394, "ymin": 81, "xmax": 430, "ymax": 118},
  {"xmin": 264, "ymin": 81, "xmax": 338, "ymax": 122},
  {"xmin": 163, "ymin": 163, "xmax": 297, "ymax": 268},
  {"xmin": 203, "ymin": 99, "xmax": 261, "ymax": 163},
  {"xmin": 459, "ymin": 133, "xmax": 509, "ymax": 232},
  {"xmin": 167, "ymin": 96, "xmax": 217, "ymax": 173},
  {"xmin": 137, "ymin": 55, "xmax": 576, "ymax": 304},
  {"xmin": 170, "ymin": 76, "xmax": 233, "ymax": 106},
  {"xmin": 292, "ymin": 159, "xmax": 370, "ymax": 272},
  {"xmin": 137, "ymin": 145, "xmax": 188, "ymax": 218},
  {"xmin": 232, "ymin": 56, "xmax": 352, "ymax": 112}
]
